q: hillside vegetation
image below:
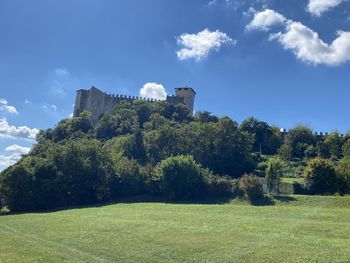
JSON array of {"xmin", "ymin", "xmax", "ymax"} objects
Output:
[{"xmin": 1, "ymin": 99, "xmax": 350, "ymax": 211}]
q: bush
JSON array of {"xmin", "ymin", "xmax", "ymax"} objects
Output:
[
  {"xmin": 304, "ymin": 157, "xmax": 338, "ymax": 195},
  {"xmin": 206, "ymin": 176, "xmax": 239, "ymax": 197},
  {"xmin": 108, "ymin": 155, "xmax": 145, "ymax": 198},
  {"xmin": 154, "ymin": 155, "xmax": 209, "ymax": 200},
  {"xmin": 0, "ymin": 164, "xmax": 35, "ymax": 212},
  {"xmin": 293, "ymin": 182, "xmax": 309, "ymax": 195},
  {"xmin": 239, "ymin": 174, "xmax": 264, "ymax": 203},
  {"xmin": 336, "ymin": 158, "xmax": 350, "ymax": 195}
]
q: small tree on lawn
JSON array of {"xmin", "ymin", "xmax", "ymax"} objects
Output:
[{"xmin": 265, "ymin": 157, "xmax": 285, "ymax": 194}]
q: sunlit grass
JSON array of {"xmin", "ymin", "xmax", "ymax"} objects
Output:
[{"xmin": 0, "ymin": 195, "xmax": 350, "ymax": 262}]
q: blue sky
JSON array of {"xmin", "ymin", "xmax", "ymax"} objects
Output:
[{"xmin": 1, "ymin": 0, "xmax": 350, "ymax": 170}]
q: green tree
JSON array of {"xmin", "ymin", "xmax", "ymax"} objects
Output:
[
  {"xmin": 239, "ymin": 117, "xmax": 281, "ymax": 154},
  {"xmin": 0, "ymin": 164, "xmax": 35, "ymax": 211},
  {"xmin": 49, "ymin": 139, "xmax": 112, "ymax": 206},
  {"xmin": 305, "ymin": 157, "xmax": 338, "ymax": 195},
  {"xmin": 265, "ymin": 158, "xmax": 284, "ymax": 194},
  {"xmin": 324, "ymin": 132, "xmax": 343, "ymax": 159},
  {"xmin": 154, "ymin": 155, "xmax": 209, "ymax": 200},
  {"xmin": 194, "ymin": 111, "xmax": 218, "ymax": 123},
  {"xmin": 278, "ymin": 143, "xmax": 292, "ymax": 161},
  {"xmin": 108, "ymin": 155, "xmax": 144, "ymax": 198},
  {"xmin": 336, "ymin": 158, "xmax": 350, "ymax": 195},
  {"xmin": 316, "ymin": 141, "xmax": 330, "ymax": 158},
  {"xmin": 342, "ymin": 140, "xmax": 350, "ymax": 158},
  {"xmin": 284, "ymin": 125, "xmax": 316, "ymax": 159}
]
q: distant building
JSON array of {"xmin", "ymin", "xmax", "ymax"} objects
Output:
[{"xmin": 73, "ymin": 86, "xmax": 196, "ymax": 123}]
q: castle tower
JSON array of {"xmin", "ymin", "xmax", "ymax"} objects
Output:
[
  {"xmin": 73, "ymin": 89, "xmax": 88, "ymax": 118},
  {"xmin": 175, "ymin": 87, "xmax": 196, "ymax": 114}
]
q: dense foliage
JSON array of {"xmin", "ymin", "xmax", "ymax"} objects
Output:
[
  {"xmin": 305, "ymin": 158, "xmax": 338, "ymax": 195},
  {"xmin": 154, "ymin": 155, "xmax": 210, "ymax": 200},
  {"xmin": 238, "ymin": 174, "xmax": 264, "ymax": 203},
  {"xmin": 1, "ymin": 99, "xmax": 350, "ymax": 211}
]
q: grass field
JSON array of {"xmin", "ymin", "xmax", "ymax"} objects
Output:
[
  {"xmin": 1, "ymin": 195, "xmax": 350, "ymax": 263},
  {"xmin": 281, "ymin": 177, "xmax": 305, "ymax": 184}
]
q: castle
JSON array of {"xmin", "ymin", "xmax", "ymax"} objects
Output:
[{"xmin": 73, "ymin": 86, "xmax": 196, "ymax": 123}]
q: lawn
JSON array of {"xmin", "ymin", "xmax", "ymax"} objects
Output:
[
  {"xmin": 281, "ymin": 177, "xmax": 305, "ymax": 184},
  {"xmin": 1, "ymin": 195, "xmax": 350, "ymax": 263}
]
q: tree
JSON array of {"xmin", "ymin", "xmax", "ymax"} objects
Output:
[
  {"xmin": 108, "ymin": 155, "xmax": 144, "ymax": 198},
  {"xmin": 304, "ymin": 157, "xmax": 338, "ymax": 195},
  {"xmin": 336, "ymin": 158, "xmax": 350, "ymax": 195},
  {"xmin": 239, "ymin": 117, "xmax": 281, "ymax": 154},
  {"xmin": 95, "ymin": 109, "xmax": 139, "ymax": 140},
  {"xmin": 324, "ymin": 132, "xmax": 343, "ymax": 159},
  {"xmin": 284, "ymin": 125, "xmax": 316, "ymax": 159},
  {"xmin": 342, "ymin": 140, "xmax": 350, "ymax": 158},
  {"xmin": 278, "ymin": 143, "xmax": 292, "ymax": 161},
  {"xmin": 49, "ymin": 139, "xmax": 112, "ymax": 206},
  {"xmin": 239, "ymin": 174, "xmax": 264, "ymax": 203},
  {"xmin": 265, "ymin": 158, "xmax": 284, "ymax": 194},
  {"xmin": 194, "ymin": 111, "xmax": 218, "ymax": 123},
  {"xmin": 0, "ymin": 164, "xmax": 35, "ymax": 212},
  {"xmin": 154, "ymin": 155, "xmax": 209, "ymax": 200},
  {"xmin": 107, "ymin": 131, "xmax": 146, "ymax": 163},
  {"xmin": 316, "ymin": 141, "xmax": 330, "ymax": 158}
]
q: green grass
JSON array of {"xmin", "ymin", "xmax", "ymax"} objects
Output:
[
  {"xmin": 1, "ymin": 195, "xmax": 350, "ymax": 262},
  {"xmin": 281, "ymin": 177, "xmax": 305, "ymax": 184}
]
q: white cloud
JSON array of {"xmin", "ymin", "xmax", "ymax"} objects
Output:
[
  {"xmin": 139, "ymin": 83, "xmax": 167, "ymax": 100},
  {"xmin": 25, "ymin": 99, "xmax": 32, "ymax": 105},
  {"xmin": 0, "ymin": 144, "xmax": 31, "ymax": 170},
  {"xmin": 247, "ymin": 9, "xmax": 350, "ymax": 66},
  {"xmin": 0, "ymin": 118, "xmax": 39, "ymax": 140},
  {"xmin": 243, "ymin": 7, "xmax": 257, "ymax": 17},
  {"xmin": 43, "ymin": 104, "xmax": 58, "ymax": 112},
  {"xmin": 307, "ymin": 0, "xmax": 347, "ymax": 16},
  {"xmin": 176, "ymin": 28, "xmax": 234, "ymax": 61},
  {"xmin": 245, "ymin": 9, "xmax": 286, "ymax": 31},
  {"xmin": 0, "ymin": 153, "xmax": 22, "ymax": 169},
  {"xmin": 270, "ymin": 21, "xmax": 350, "ymax": 66},
  {"xmin": 5, "ymin": 144, "xmax": 31, "ymax": 155},
  {"xmin": 0, "ymin": 98, "xmax": 18, "ymax": 115}
]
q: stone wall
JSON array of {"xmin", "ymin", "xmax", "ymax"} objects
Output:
[{"xmin": 73, "ymin": 86, "xmax": 194, "ymax": 123}]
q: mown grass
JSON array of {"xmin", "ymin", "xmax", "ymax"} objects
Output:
[
  {"xmin": 1, "ymin": 195, "xmax": 350, "ymax": 263},
  {"xmin": 281, "ymin": 177, "xmax": 305, "ymax": 185}
]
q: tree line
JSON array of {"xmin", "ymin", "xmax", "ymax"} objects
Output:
[{"xmin": 0, "ymin": 99, "xmax": 350, "ymax": 211}]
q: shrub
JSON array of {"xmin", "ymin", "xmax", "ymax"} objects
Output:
[
  {"xmin": 336, "ymin": 158, "xmax": 350, "ymax": 195},
  {"xmin": 206, "ymin": 176, "xmax": 239, "ymax": 197},
  {"xmin": 293, "ymin": 182, "xmax": 309, "ymax": 195},
  {"xmin": 0, "ymin": 164, "xmax": 35, "ymax": 212},
  {"xmin": 154, "ymin": 155, "xmax": 209, "ymax": 200},
  {"xmin": 239, "ymin": 174, "xmax": 264, "ymax": 203},
  {"xmin": 108, "ymin": 155, "xmax": 145, "ymax": 198},
  {"xmin": 304, "ymin": 157, "xmax": 338, "ymax": 195}
]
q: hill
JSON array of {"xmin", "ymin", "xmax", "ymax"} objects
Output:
[{"xmin": 1, "ymin": 99, "xmax": 350, "ymax": 212}]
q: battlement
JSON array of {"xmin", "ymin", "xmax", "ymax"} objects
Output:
[
  {"xmin": 73, "ymin": 86, "xmax": 196, "ymax": 123},
  {"xmin": 279, "ymin": 128, "xmax": 344, "ymax": 137}
]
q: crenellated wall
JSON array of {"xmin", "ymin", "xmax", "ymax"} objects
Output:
[{"xmin": 73, "ymin": 86, "xmax": 195, "ymax": 123}]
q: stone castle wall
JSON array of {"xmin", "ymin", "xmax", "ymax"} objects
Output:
[{"xmin": 73, "ymin": 86, "xmax": 195, "ymax": 123}]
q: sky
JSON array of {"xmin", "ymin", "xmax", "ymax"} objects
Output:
[{"xmin": 1, "ymin": 0, "xmax": 350, "ymax": 170}]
